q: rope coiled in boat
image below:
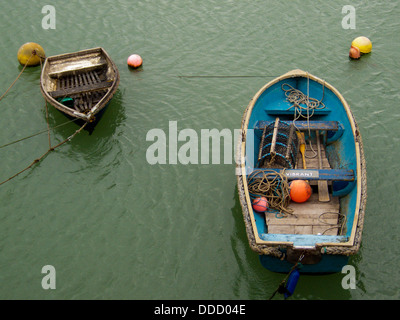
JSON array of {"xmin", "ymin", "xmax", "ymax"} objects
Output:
[
  {"xmin": 281, "ymin": 83, "xmax": 326, "ymax": 120},
  {"xmin": 247, "ymin": 169, "xmax": 293, "ymax": 217}
]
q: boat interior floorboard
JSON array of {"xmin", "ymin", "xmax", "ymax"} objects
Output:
[
  {"xmin": 265, "ymin": 139, "xmax": 341, "ymax": 236},
  {"xmin": 53, "ymin": 69, "xmax": 108, "ymax": 113}
]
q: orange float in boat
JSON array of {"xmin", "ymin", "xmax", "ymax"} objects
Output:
[{"xmin": 289, "ymin": 180, "xmax": 312, "ymax": 203}]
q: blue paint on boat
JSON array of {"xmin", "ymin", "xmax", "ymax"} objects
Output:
[
  {"xmin": 236, "ymin": 69, "xmax": 367, "ymax": 274},
  {"xmin": 259, "ymin": 254, "xmax": 349, "ymax": 274}
]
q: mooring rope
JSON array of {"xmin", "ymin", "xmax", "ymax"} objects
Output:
[
  {"xmin": 247, "ymin": 169, "xmax": 293, "ymax": 217},
  {"xmin": 177, "ymin": 75, "xmax": 280, "ymax": 78},
  {"xmin": 0, "ymin": 117, "xmax": 81, "ymax": 150},
  {"xmin": 0, "ymin": 53, "xmax": 34, "ymax": 102},
  {"xmin": 0, "ymin": 119, "xmax": 88, "ymax": 186},
  {"xmin": 0, "ymin": 55, "xmax": 88, "ymax": 186},
  {"xmin": 268, "ymin": 251, "xmax": 305, "ymax": 300},
  {"xmin": 0, "ymin": 55, "xmax": 81, "ymax": 151}
]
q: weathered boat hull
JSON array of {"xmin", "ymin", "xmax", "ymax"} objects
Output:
[
  {"xmin": 236, "ymin": 69, "xmax": 367, "ymax": 273},
  {"xmin": 40, "ymin": 47, "xmax": 119, "ymax": 123},
  {"xmin": 259, "ymin": 254, "xmax": 349, "ymax": 274}
]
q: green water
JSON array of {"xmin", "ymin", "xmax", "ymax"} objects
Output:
[{"xmin": 1, "ymin": 0, "xmax": 399, "ymax": 300}]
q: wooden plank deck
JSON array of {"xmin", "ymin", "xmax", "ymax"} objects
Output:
[
  {"xmin": 265, "ymin": 138, "xmax": 341, "ymax": 236},
  {"xmin": 266, "ymin": 194, "xmax": 340, "ymax": 235}
]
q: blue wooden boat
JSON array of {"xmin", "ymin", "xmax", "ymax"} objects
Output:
[{"xmin": 236, "ymin": 69, "xmax": 367, "ymax": 274}]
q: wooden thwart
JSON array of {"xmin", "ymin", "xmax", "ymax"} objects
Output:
[
  {"xmin": 49, "ymin": 81, "xmax": 113, "ymax": 99},
  {"xmin": 48, "ymin": 62, "xmax": 107, "ymax": 78}
]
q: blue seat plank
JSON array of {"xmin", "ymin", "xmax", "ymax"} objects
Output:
[
  {"xmin": 263, "ymin": 101, "xmax": 331, "ymax": 116},
  {"xmin": 249, "ymin": 168, "xmax": 354, "ymax": 181},
  {"xmin": 255, "ymin": 120, "xmax": 339, "ymax": 131}
]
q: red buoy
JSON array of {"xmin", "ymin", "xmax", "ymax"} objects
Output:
[
  {"xmin": 349, "ymin": 45, "xmax": 361, "ymax": 59},
  {"xmin": 252, "ymin": 196, "xmax": 269, "ymax": 213},
  {"xmin": 127, "ymin": 54, "xmax": 143, "ymax": 68},
  {"xmin": 290, "ymin": 180, "xmax": 312, "ymax": 203}
]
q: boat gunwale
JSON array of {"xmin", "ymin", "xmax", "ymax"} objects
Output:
[{"xmin": 237, "ymin": 69, "xmax": 367, "ymax": 254}]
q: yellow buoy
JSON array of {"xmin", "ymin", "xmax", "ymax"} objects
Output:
[
  {"xmin": 17, "ymin": 42, "xmax": 46, "ymax": 67},
  {"xmin": 351, "ymin": 36, "xmax": 372, "ymax": 54}
]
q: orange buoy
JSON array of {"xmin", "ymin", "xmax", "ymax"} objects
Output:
[
  {"xmin": 349, "ymin": 45, "xmax": 361, "ymax": 59},
  {"xmin": 252, "ymin": 196, "xmax": 269, "ymax": 213},
  {"xmin": 127, "ymin": 54, "xmax": 143, "ymax": 68},
  {"xmin": 289, "ymin": 180, "xmax": 312, "ymax": 203}
]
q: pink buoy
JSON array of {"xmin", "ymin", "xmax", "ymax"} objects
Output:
[
  {"xmin": 252, "ymin": 196, "xmax": 269, "ymax": 213},
  {"xmin": 127, "ymin": 54, "xmax": 143, "ymax": 68},
  {"xmin": 349, "ymin": 45, "xmax": 361, "ymax": 60}
]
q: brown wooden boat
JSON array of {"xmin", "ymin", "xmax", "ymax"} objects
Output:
[{"xmin": 40, "ymin": 47, "xmax": 119, "ymax": 122}]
